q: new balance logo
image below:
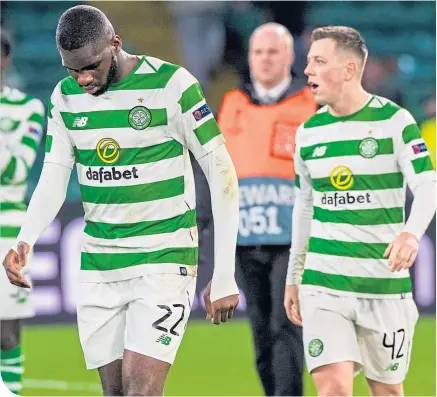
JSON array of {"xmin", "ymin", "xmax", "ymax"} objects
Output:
[
  {"xmin": 386, "ymin": 363, "xmax": 399, "ymax": 372},
  {"xmin": 312, "ymin": 146, "xmax": 327, "ymax": 157},
  {"xmin": 156, "ymin": 334, "xmax": 172, "ymax": 346},
  {"xmin": 72, "ymin": 117, "xmax": 88, "ymax": 128}
]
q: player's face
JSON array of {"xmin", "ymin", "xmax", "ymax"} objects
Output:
[
  {"xmin": 304, "ymin": 38, "xmax": 348, "ymax": 105},
  {"xmin": 60, "ymin": 39, "xmax": 120, "ymax": 96},
  {"xmin": 249, "ymin": 31, "xmax": 292, "ymax": 88}
]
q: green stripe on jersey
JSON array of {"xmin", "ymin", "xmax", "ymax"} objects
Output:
[
  {"xmin": 45, "ymin": 135, "xmax": 53, "ymax": 153},
  {"xmin": 0, "ymin": 226, "xmax": 20, "ymax": 238},
  {"xmin": 80, "ymin": 176, "xmax": 184, "ymax": 204},
  {"xmin": 402, "ymin": 124, "xmax": 421, "ymax": 144},
  {"xmin": 194, "ymin": 119, "xmax": 221, "ymax": 145},
  {"xmin": 60, "ymin": 61, "xmax": 180, "ymax": 95},
  {"xmin": 81, "ymin": 247, "xmax": 198, "ymax": 271},
  {"xmin": 178, "ymin": 83, "xmax": 204, "ymax": 113},
  {"xmin": 312, "ymin": 172, "xmax": 403, "ymax": 192},
  {"xmin": 304, "ymin": 98, "xmax": 400, "ymax": 129},
  {"xmin": 27, "ymin": 112, "xmax": 44, "ymax": 127},
  {"xmin": 47, "ymin": 100, "xmax": 54, "ymax": 119},
  {"xmin": 0, "ymin": 95, "xmax": 33, "ymax": 106},
  {"xmin": 76, "ymin": 140, "xmax": 182, "ymax": 167},
  {"xmin": 21, "ymin": 136, "xmax": 39, "ymax": 152},
  {"xmin": 301, "ymin": 138, "xmax": 393, "ymax": 161},
  {"xmin": 412, "ymin": 156, "xmax": 434, "ymax": 174},
  {"xmin": 295, "ymin": 175, "xmax": 300, "ymax": 189},
  {"xmin": 0, "ymin": 202, "xmax": 27, "ymax": 212},
  {"xmin": 313, "ymin": 206, "xmax": 404, "ymax": 225},
  {"xmin": 302, "ymin": 269, "xmax": 412, "ymax": 294},
  {"xmin": 1, "ymin": 157, "xmax": 17, "ymax": 184},
  {"xmin": 308, "ymin": 237, "xmax": 387, "ymax": 259},
  {"xmin": 61, "ymin": 109, "xmax": 167, "ymax": 130},
  {"xmin": 85, "ymin": 209, "xmax": 196, "ymax": 239}
]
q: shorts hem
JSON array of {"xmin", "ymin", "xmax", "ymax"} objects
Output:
[
  {"xmin": 85, "ymin": 354, "xmax": 123, "ymax": 370},
  {"xmin": 307, "ymin": 357, "xmax": 363, "ymax": 374},
  {"xmin": 0, "ymin": 312, "xmax": 35, "ymax": 320},
  {"xmin": 364, "ymin": 373, "xmax": 405, "ymax": 385},
  {"xmin": 124, "ymin": 345, "xmax": 175, "ymax": 365}
]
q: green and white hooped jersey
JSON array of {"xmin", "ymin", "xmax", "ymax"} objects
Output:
[
  {"xmin": 296, "ymin": 95, "xmax": 435, "ymax": 299},
  {"xmin": 44, "ymin": 56, "xmax": 225, "ymax": 282},
  {"xmin": 0, "ymin": 87, "xmax": 45, "ymax": 241}
]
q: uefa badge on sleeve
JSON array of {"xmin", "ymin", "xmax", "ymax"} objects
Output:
[
  {"xmin": 359, "ymin": 137, "xmax": 379, "ymax": 159},
  {"xmin": 128, "ymin": 106, "xmax": 152, "ymax": 130}
]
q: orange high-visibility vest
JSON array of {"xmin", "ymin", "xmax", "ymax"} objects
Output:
[{"xmin": 218, "ymin": 82, "xmax": 317, "ymax": 245}]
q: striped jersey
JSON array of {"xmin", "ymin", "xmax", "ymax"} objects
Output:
[
  {"xmin": 0, "ymin": 87, "xmax": 45, "ymax": 242},
  {"xmin": 44, "ymin": 56, "xmax": 225, "ymax": 282},
  {"xmin": 295, "ymin": 95, "xmax": 435, "ymax": 299}
]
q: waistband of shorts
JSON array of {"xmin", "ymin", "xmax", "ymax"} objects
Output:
[
  {"xmin": 78, "ymin": 263, "xmax": 198, "ymax": 283},
  {"xmin": 300, "ymin": 285, "xmax": 414, "ymax": 300}
]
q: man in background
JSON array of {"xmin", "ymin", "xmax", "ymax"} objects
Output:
[
  {"xmin": 218, "ymin": 23, "xmax": 317, "ymax": 396},
  {"xmin": 0, "ymin": 29, "xmax": 45, "ymax": 394}
]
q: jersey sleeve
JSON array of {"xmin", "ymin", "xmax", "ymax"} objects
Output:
[
  {"xmin": 44, "ymin": 84, "xmax": 75, "ymax": 169},
  {"xmin": 295, "ymin": 127, "xmax": 314, "ymax": 201},
  {"xmin": 394, "ymin": 108, "xmax": 435, "ymax": 190},
  {"xmin": 286, "ymin": 126, "xmax": 314, "ymax": 284},
  {"xmin": 0, "ymin": 98, "xmax": 45, "ymax": 185},
  {"xmin": 168, "ymin": 67, "xmax": 225, "ymax": 160}
]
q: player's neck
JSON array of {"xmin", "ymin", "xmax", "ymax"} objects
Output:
[
  {"xmin": 115, "ymin": 51, "xmax": 141, "ymax": 83},
  {"xmin": 328, "ymin": 87, "xmax": 370, "ymax": 117}
]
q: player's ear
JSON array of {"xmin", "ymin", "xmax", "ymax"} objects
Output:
[
  {"xmin": 345, "ymin": 60, "xmax": 357, "ymax": 82},
  {"xmin": 289, "ymin": 47, "xmax": 295, "ymax": 66},
  {"xmin": 112, "ymin": 35, "xmax": 122, "ymax": 55}
]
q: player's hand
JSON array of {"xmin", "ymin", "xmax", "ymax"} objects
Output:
[
  {"xmin": 284, "ymin": 284, "xmax": 302, "ymax": 327},
  {"xmin": 2, "ymin": 242, "xmax": 31, "ymax": 288},
  {"xmin": 384, "ymin": 232, "xmax": 419, "ymax": 272},
  {"xmin": 203, "ymin": 280, "xmax": 239, "ymax": 325}
]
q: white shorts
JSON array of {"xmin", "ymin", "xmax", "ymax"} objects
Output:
[
  {"xmin": 300, "ymin": 289, "xmax": 419, "ymax": 384},
  {"xmin": 77, "ymin": 273, "xmax": 197, "ymax": 369},
  {"xmin": 0, "ymin": 240, "xmax": 35, "ymax": 320}
]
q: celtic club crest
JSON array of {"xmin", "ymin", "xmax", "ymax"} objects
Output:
[
  {"xmin": 359, "ymin": 137, "xmax": 379, "ymax": 159},
  {"xmin": 308, "ymin": 339, "xmax": 324, "ymax": 357},
  {"xmin": 128, "ymin": 106, "xmax": 152, "ymax": 130}
]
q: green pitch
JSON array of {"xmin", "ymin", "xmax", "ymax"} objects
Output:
[{"xmin": 20, "ymin": 317, "xmax": 435, "ymax": 396}]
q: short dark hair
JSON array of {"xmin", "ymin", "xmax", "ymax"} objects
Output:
[
  {"xmin": 56, "ymin": 5, "xmax": 115, "ymax": 51},
  {"xmin": 311, "ymin": 26, "xmax": 368, "ymax": 66},
  {"xmin": 1, "ymin": 29, "xmax": 12, "ymax": 57}
]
